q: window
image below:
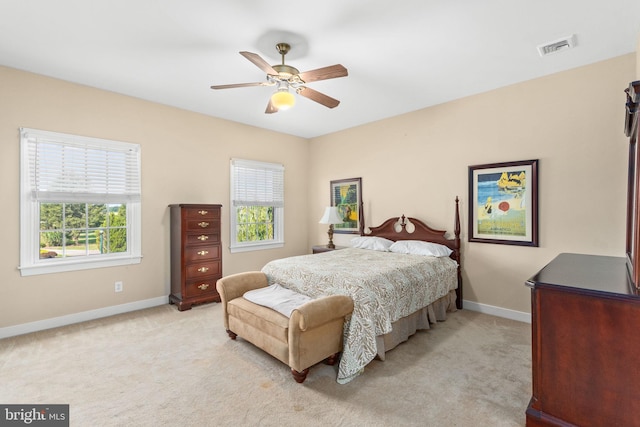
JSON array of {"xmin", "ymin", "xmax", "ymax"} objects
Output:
[
  {"xmin": 230, "ymin": 158, "xmax": 284, "ymax": 253},
  {"xmin": 19, "ymin": 128, "xmax": 142, "ymax": 276}
]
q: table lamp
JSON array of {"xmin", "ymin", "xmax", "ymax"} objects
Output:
[{"xmin": 319, "ymin": 206, "xmax": 343, "ymax": 249}]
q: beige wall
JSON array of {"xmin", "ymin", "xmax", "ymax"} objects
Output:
[
  {"xmin": 309, "ymin": 53, "xmax": 636, "ymax": 314},
  {"xmin": 1, "ymin": 52, "xmax": 636, "ymax": 332},
  {"xmin": 0, "ymin": 66, "xmax": 309, "ymax": 329}
]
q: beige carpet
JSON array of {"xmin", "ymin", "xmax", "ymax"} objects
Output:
[{"xmin": 0, "ymin": 303, "xmax": 531, "ymax": 426}]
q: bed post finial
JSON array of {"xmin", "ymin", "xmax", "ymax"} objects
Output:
[
  {"xmin": 454, "ymin": 197, "xmax": 460, "ymax": 241},
  {"xmin": 359, "ymin": 201, "xmax": 365, "ymax": 236}
]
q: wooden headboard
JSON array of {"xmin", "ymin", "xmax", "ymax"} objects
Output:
[{"xmin": 364, "ymin": 197, "xmax": 462, "ymax": 308}]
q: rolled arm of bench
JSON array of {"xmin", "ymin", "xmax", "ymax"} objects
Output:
[
  {"xmin": 291, "ymin": 295, "xmax": 354, "ymax": 331},
  {"xmin": 216, "ymin": 271, "xmax": 269, "ymax": 303}
]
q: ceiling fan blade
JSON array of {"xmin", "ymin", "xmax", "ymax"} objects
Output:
[
  {"xmin": 210, "ymin": 82, "xmax": 269, "ymax": 90},
  {"xmin": 297, "ymin": 86, "xmax": 340, "ymax": 108},
  {"xmin": 240, "ymin": 51, "xmax": 278, "ymax": 75},
  {"xmin": 265, "ymin": 99, "xmax": 278, "ymax": 114},
  {"xmin": 298, "ymin": 64, "xmax": 348, "ymax": 83}
]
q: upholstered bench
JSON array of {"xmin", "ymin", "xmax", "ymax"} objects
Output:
[{"xmin": 216, "ymin": 271, "xmax": 353, "ymax": 383}]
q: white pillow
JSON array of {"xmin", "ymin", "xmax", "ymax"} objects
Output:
[
  {"xmin": 389, "ymin": 240, "xmax": 453, "ymax": 257},
  {"xmin": 350, "ymin": 236, "xmax": 394, "ymax": 252}
]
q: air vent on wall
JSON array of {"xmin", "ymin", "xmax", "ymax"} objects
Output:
[{"xmin": 537, "ymin": 34, "xmax": 576, "ymax": 57}]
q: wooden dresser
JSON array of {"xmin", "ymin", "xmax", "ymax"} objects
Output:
[
  {"xmin": 169, "ymin": 204, "xmax": 222, "ymax": 310},
  {"xmin": 525, "ymin": 253, "xmax": 640, "ymax": 427}
]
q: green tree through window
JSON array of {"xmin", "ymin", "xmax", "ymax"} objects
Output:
[
  {"xmin": 236, "ymin": 206, "xmax": 274, "ymax": 242},
  {"xmin": 39, "ymin": 203, "xmax": 127, "ymax": 258}
]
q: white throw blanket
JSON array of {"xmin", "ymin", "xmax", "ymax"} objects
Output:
[{"xmin": 243, "ymin": 284, "xmax": 313, "ymax": 317}]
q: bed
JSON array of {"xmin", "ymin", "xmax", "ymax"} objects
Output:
[{"xmin": 261, "ymin": 198, "xmax": 462, "ymax": 384}]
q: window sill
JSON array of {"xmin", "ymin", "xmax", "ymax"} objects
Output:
[
  {"xmin": 18, "ymin": 255, "xmax": 142, "ymax": 277},
  {"xmin": 229, "ymin": 242, "xmax": 284, "ymax": 254}
]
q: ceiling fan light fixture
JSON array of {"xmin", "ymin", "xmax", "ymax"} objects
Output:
[{"xmin": 271, "ymin": 88, "xmax": 296, "ymax": 110}]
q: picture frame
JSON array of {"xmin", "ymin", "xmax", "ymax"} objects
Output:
[
  {"xmin": 468, "ymin": 159, "xmax": 539, "ymax": 246},
  {"xmin": 330, "ymin": 177, "xmax": 362, "ymax": 234}
]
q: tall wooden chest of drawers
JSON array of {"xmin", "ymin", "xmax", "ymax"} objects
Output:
[{"xmin": 169, "ymin": 204, "xmax": 222, "ymax": 310}]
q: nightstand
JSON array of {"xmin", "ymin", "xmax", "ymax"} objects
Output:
[{"xmin": 312, "ymin": 245, "xmax": 347, "ymax": 254}]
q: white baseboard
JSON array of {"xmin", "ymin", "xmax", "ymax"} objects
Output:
[
  {"xmin": 462, "ymin": 300, "xmax": 531, "ymax": 324},
  {"xmin": 0, "ymin": 297, "xmax": 529, "ymax": 339},
  {"xmin": 0, "ymin": 296, "xmax": 169, "ymax": 339}
]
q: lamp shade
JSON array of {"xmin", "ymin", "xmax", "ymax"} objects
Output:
[
  {"xmin": 271, "ymin": 90, "xmax": 296, "ymax": 110},
  {"xmin": 319, "ymin": 206, "xmax": 343, "ymax": 224}
]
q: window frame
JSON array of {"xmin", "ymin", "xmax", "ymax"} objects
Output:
[
  {"xmin": 229, "ymin": 158, "xmax": 284, "ymax": 253},
  {"xmin": 19, "ymin": 128, "xmax": 142, "ymax": 276}
]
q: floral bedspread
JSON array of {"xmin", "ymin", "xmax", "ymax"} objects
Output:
[{"xmin": 261, "ymin": 248, "xmax": 458, "ymax": 384}]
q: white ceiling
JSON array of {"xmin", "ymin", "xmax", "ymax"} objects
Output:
[{"xmin": 1, "ymin": 1, "xmax": 639, "ymax": 138}]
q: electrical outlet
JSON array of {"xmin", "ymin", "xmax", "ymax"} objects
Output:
[{"xmin": 115, "ymin": 281, "xmax": 123, "ymax": 292}]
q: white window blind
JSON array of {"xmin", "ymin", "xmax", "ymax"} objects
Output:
[
  {"xmin": 21, "ymin": 128, "xmax": 141, "ymax": 203},
  {"xmin": 231, "ymin": 158, "xmax": 284, "ymax": 207}
]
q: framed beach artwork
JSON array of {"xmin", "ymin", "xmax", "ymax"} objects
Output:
[
  {"xmin": 330, "ymin": 177, "xmax": 362, "ymax": 234},
  {"xmin": 468, "ymin": 159, "xmax": 539, "ymax": 246}
]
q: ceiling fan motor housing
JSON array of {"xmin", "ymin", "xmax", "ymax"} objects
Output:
[
  {"xmin": 272, "ymin": 64, "xmax": 300, "ymax": 79},
  {"xmin": 272, "ymin": 43, "xmax": 301, "ymax": 80}
]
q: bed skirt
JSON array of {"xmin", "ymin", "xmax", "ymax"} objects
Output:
[{"xmin": 375, "ymin": 289, "xmax": 457, "ymax": 360}]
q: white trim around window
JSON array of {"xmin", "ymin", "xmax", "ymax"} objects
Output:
[
  {"xmin": 18, "ymin": 128, "xmax": 142, "ymax": 276},
  {"xmin": 229, "ymin": 158, "xmax": 284, "ymax": 253}
]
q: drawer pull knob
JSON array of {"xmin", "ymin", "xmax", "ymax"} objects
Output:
[
  {"xmin": 198, "ymin": 283, "xmax": 210, "ymax": 290},
  {"xmin": 197, "ymin": 250, "xmax": 209, "ymax": 256},
  {"xmin": 198, "ymin": 222, "xmax": 209, "ymax": 228},
  {"xmin": 197, "ymin": 267, "xmax": 210, "ymax": 273},
  {"xmin": 197, "ymin": 235, "xmax": 209, "ymax": 241},
  {"xmin": 198, "ymin": 210, "xmax": 208, "ymax": 216}
]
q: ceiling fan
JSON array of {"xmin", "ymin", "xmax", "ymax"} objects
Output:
[{"xmin": 210, "ymin": 42, "xmax": 348, "ymax": 114}]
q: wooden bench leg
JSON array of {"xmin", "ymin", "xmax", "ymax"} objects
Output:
[
  {"xmin": 291, "ymin": 368, "xmax": 309, "ymax": 383},
  {"xmin": 325, "ymin": 353, "xmax": 339, "ymax": 366}
]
